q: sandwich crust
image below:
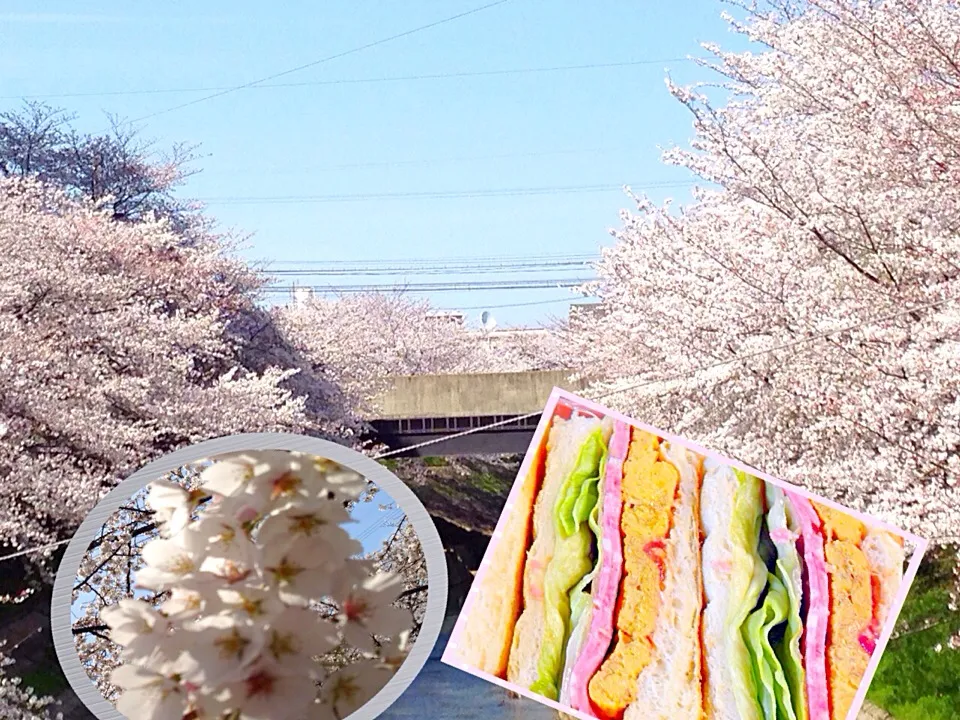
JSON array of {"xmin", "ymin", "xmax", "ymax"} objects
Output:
[
  {"xmin": 861, "ymin": 529, "xmax": 905, "ymax": 630},
  {"xmin": 507, "ymin": 413, "xmax": 603, "ymax": 687},
  {"xmin": 453, "ymin": 425, "xmax": 550, "ymax": 676}
]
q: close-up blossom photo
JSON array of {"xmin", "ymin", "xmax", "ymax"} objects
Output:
[
  {"xmin": 70, "ymin": 451, "xmax": 426, "ymax": 720},
  {"xmin": 2, "ymin": 0, "xmax": 959, "ymax": 719}
]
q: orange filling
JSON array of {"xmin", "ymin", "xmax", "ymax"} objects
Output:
[
  {"xmin": 587, "ymin": 432, "xmax": 678, "ymax": 719},
  {"xmin": 815, "ymin": 503, "xmax": 874, "ymax": 720}
]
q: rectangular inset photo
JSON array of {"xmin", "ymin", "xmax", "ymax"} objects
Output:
[{"xmin": 441, "ymin": 389, "xmax": 929, "ymax": 720}]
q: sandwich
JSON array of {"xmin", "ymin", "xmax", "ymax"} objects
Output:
[
  {"xmin": 700, "ymin": 469, "xmax": 906, "ymax": 720},
  {"xmin": 455, "ymin": 405, "xmax": 609, "ymax": 678},
  {"xmin": 794, "ymin": 500, "xmax": 906, "ymax": 720},
  {"xmin": 452, "ymin": 402, "xmax": 907, "ymax": 720}
]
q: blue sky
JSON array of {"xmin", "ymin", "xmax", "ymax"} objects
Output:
[{"xmin": 1, "ymin": 1, "xmax": 752, "ymax": 326}]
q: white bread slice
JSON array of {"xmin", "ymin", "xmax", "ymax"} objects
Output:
[
  {"xmin": 453, "ymin": 428, "xmax": 550, "ymax": 676},
  {"xmin": 861, "ymin": 529, "xmax": 905, "ymax": 628},
  {"xmin": 625, "ymin": 442, "xmax": 705, "ymax": 720},
  {"xmin": 699, "ymin": 459, "xmax": 743, "ymax": 720},
  {"xmin": 507, "ymin": 412, "xmax": 604, "ymax": 687}
]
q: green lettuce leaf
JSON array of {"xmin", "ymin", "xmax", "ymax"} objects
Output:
[
  {"xmin": 569, "ymin": 445, "xmax": 608, "ymax": 629},
  {"xmin": 765, "ymin": 484, "xmax": 808, "ymax": 720},
  {"xmin": 728, "ymin": 469, "xmax": 767, "ymax": 720},
  {"xmin": 529, "ymin": 427, "xmax": 607, "ymax": 701},
  {"xmin": 745, "ymin": 572, "xmax": 797, "ymax": 720},
  {"xmin": 560, "ymin": 448, "xmax": 609, "ymax": 698}
]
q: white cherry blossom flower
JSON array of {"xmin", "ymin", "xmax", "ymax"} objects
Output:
[
  {"xmin": 198, "ymin": 453, "xmax": 267, "ymax": 498},
  {"xmin": 214, "ymin": 582, "xmax": 286, "ymax": 623},
  {"xmin": 259, "ymin": 534, "xmax": 362, "ymax": 605},
  {"xmin": 111, "ymin": 662, "xmax": 189, "ymax": 720},
  {"xmin": 183, "ymin": 510, "xmax": 259, "ymax": 584},
  {"xmin": 333, "ymin": 572, "xmax": 411, "ymax": 653},
  {"xmin": 202, "ymin": 451, "xmax": 329, "ymax": 513},
  {"xmin": 260, "ymin": 495, "xmax": 351, "ymax": 538},
  {"xmin": 160, "ymin": 587, "xmax": 208, "ymax": 622},
  {"xmin": 98, "ymin": 450, "xmax": 416, "ymax": 720},
  {"xmin": 135, "ymin": 536, "xmax": 206, "ymax": 591},
  {"xmin": 257, "ymin": 501, "xmax": 355, "ymax": 560},
  {"xmin": 146, "ymin": 479, "xmax": 208, "ymax": 537},
  {"xmin": 318, "ymin": 659, "xmax": 394, "ymax": 720},
  {"xmin": 261, "ymin": 606, "xmax": 340, "ymax": 677},
  {"xmin": 100, "ymin": 598, "xmax": 174, "ymax": 664},
  {"xmin": 218, "ymin": 659, "xmax": 318, "ymax": 720},
  {"xmin": 177, "ymin": 614, "xmax": 265, "ymax": 687}
]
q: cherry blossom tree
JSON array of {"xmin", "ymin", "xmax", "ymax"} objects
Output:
[
  {"xmin": 274, "ymin": 293, "xmax": 571, "ymax": 414},
  {"xmin": 273, "ymin": 293, "xmax": 474, "ymax": 413},
  {"xmin": 569, "ymin": 0, "xmax": 959, "ymax": 543},
  {"xmin": 0, "ymin": 101, "xmax": 199, "ymax": 238},
  {"xmin": 366, "ymin": 518, "xmax": 429, "ymax": 640},
  {"xmin": 0, "ymin": 178, "xmax": 354, "ymax": 588},
  {"xmin": 469, "ymin": 327, "xmax": 573, "ymax": 375}
]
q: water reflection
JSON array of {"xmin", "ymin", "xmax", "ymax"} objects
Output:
[{"xmin": 380, "ymin": 629, "xmax": 558, "ymax": 719}]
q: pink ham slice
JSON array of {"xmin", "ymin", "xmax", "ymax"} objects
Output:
[
  {"xmin": 786, "ymin": 491, "xmax": 831, "ymax": 720},
  {"xmin": 566, "ymin": 419, "xmax": 631, "ymax": 716}
]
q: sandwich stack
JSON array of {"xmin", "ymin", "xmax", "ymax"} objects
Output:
[{"xmin": 448, "ymin": 398, "xmax": 914, "ymax": 720}]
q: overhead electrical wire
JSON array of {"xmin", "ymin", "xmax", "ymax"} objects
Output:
[
  {"xmin": 196, "ymin": 181, "xmax": 691, "ymax": 206},
  {"xmin": 5, "ymin": 292, "xmax": 956, "ymax": 565},
  {"xmin": 355, "ymin": 509, "xmax": 406, "ymax": 543},
  {"xmin": 262, "ymin": 254, "xmax": 602, "ymax": 305},
  {"xmin": 267, "ymin": 260, "xmax": 593, "ymax": 277},
  {"xmin": 5, "ymin": 58, "xmax": 703, "ymax": 101},
  {"xmin": 210, "ymin": 147, "xmax": 632, "ymax": 176},
  {"xmin": 264, "ymin": 252, "xmax": 598, "ymax": 266},
  {"xmin": 126, "ymin": 0, "xmax": 514, "ymax": 123},
  {"xmin": 440, "ymin": 297, "xmax": 592, "ymax": 312},
  {"xmin": 262, "ymin": 278, "xmax": 595, "ymax": 293}
]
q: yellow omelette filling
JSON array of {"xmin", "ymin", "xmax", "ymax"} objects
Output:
[
  {"xmin": 816, "ymin": 503, "xmax": 867, "ymax": 544},
  {"xmin": 815, "ymin": 503, "xmax": 874, "ymax": 720},
  {"xmin": 587, "ymin": 432, "xmax": 679, "ymax": 719}
]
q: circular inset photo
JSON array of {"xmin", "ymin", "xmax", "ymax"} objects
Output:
[{"xmin": 52, "ymin": 436, "xmax": 446, "ymax": 720}]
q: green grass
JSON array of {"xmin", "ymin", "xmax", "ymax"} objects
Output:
[
  {"xmin": 431, "ymin": 481, "xmax": 458, "ymax": 499},
  {"xmin": 422, "ymin": 456, "xmax": 449, "ymax": 467},
  {"xmin": 468, "ymin": 471, "xmax": 508, "ymax": 495},
  {"xmin": 867, "ymin": 545, "xmax": 960, "ymax": 720},
  {"xmin": 378, "ymin": 458, "xmax": 399, "ymax": 471}
]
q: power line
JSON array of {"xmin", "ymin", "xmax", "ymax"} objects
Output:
[
  {"xmin": 209, "ymin": 147, "xmax": 630, "ymax": 176},
  {"xmin": 263, "ymin": 252, "xmax": 598, "ymax": 266},
  {"xmin": 267, "ymin": 260, "xmax": 594, "ymax": 277},
  {"xmin": 2, "ymin": 292, "xmax": 955, "ymax": 565},
  {"xmin": 440, "ymin": 297, "xmax": 593, "ymax": 312},
  {"xmin": 4, "ymin": 58, "xmax": 699, "ymax": 101},
  {"xmin": 356, "ymin": 509, "xmax": 406, "ymax": 543},
  {"xmin": 263, "ymin": 278, "xmax": 595, "ymax": 293},
  {"xmin": 197, "ymin": 181, "xmax": 690, "ymax": 206},
  {"xmin": 127, "ymin": 0, "xmax": 513, "ymax": 123}
]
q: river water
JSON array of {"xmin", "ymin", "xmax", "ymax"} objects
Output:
[{"xmin": 380, "ymin": 630, "xmax": 558, "ymax": 719}]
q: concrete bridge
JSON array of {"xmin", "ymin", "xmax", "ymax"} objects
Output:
[{"xmin": 365, "ymin": 369, "xmax": 586, "ymax": 456}]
